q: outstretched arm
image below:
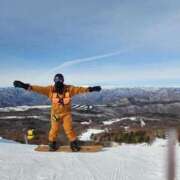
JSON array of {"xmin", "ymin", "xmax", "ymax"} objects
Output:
[
  {"xmin": 13, "ymin": 81, "xmax": 51, "ymax": 97},
  {"xmin": 30, "ymin": 85, "xmax": 51, "ymax": 97},
  {"xmin": 69, "ymin": 85, "xmax": 101, "ymax": 96}
]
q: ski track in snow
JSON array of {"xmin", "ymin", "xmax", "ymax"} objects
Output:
[{"xmin": 0, "ymin": 138, "xmax": 180, "ymax": 180}]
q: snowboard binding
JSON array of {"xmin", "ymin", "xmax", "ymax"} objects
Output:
[
  {"xmin": 70, "ymin": 140, "xmax": 81, "ymax": 152},
  {"xmin": 48, "ymin": 141, "xmax": 58, "ymax": 152}
]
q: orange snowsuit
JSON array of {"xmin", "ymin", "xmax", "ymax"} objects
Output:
[{"xmin": 30, "ymin": 85, "xmax": 89, "ymax": 142}]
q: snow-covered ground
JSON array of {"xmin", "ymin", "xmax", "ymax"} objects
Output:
[
  {"xmin": 103, "ymin": 117, "xmax": 146, "ymax": 127},
  {"xmin": 103, "ymin": 117, "xmax": 136, "ymax": 125},
  {"xmin": 0, "ymin": 116, "xmax": 43, "ymax": 120},
  {"xmin": 79, "ymin": 129, "xmax": 105, "ymax": 141},
  {"xmin": 80, "ymin": 120, "xmax": 92, "ymax": 125},
  {"xmin": 0, "ymin": 105, "xmax": 51, "ymax": 112},
  {"xmin": 0, "ymin": 105, "xmax": 92, "ymax": 112},
  {"xmin": 0, "ymin": 137, "xmax": 179, "ymax": 180}
]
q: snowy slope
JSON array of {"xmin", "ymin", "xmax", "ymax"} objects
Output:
[{"xmin": 0, "ymin": 138, "xmax": 179, "ymax": 180}]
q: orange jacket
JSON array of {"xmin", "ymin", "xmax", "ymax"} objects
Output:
[{"xmin": 30, "ymin": 85, "xmax": 89, "ymax": 116}]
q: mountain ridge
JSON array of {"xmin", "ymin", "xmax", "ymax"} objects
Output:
[{"xmin": 1, "ymin": 87, "xmax": 180, "ymax": 108}]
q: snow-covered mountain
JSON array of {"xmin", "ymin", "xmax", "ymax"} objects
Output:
[
  {"xmin": 1, "ymin": 87, "xmax": 180, "ymax": 107},
  {"xmin": 2, "ymin": 87, "xmax": 180, "ymax": 116},
  {"xmin": 0, "ymin": 88, "xmax": 49, "ymax": 107},
  {"xmin": 0, "ymin": 137, "xmax": 179, "ymax": 180}
]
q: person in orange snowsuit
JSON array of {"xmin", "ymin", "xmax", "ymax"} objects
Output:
[{"xmin": 13, "ymin": 74, "xmax": 101, "ymax": 151}]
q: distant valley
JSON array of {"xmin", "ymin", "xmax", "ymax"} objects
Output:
[{"xmin": 1, "ymin": 87, "xmax": 180, "ymax": 145}]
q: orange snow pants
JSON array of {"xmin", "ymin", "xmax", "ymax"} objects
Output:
[{"xmin": 48, "ymin": 113, "xmax": 76, "ymax": 142}]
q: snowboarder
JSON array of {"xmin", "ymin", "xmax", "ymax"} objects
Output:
[{"xmin": 13, "ymin": 74, "xmax": 101, "ymax": 151}]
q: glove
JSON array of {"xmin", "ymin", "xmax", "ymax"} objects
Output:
[
  {"xmin": 13, "ymin": 81, "xmax": 30, "ymax": 90},
  {"xmin": 88, "ymin": 86, "xmax": 102, "ymax": 92}
]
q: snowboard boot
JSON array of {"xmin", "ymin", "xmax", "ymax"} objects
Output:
[
  {"xmin": 70, "ymin": 140, "xmax": 81, "ymax": 152},
  {"xmin": 48, "ymin": 141, "xmax": 58, "ymax": 151}
]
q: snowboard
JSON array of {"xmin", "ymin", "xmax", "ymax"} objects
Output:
[{"xmin": 34, "ymin": 145, "xmax": 103, "ymax": 152}]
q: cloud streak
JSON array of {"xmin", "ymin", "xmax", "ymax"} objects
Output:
[
  {"xmin": 47, "ymin": 47, "xmax": 134, "ymax": 74},
  {"xmin": 35, "ymin": 46, "xmax": 141, "ymax": 84}
]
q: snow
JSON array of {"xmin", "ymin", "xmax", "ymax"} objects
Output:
[
  {"xmin": 79, "ymin": 129, "xmax": 105, "ymax": 141},
  {"xmin": 103, "ymin": 117, "xmax": 147, "ymax": 128},
  {"xmin": 80, "ymin": 120, "xmax": 92, "ymax": 125},
  {"xmin": 0, "ymin": 138, "xmax": 180, "ymax": 180},
  {"xmin": 0, "ymin": 105, "xmax": 92, "ymax": 112},
  {"xmin": 72, "ymin": 105, "xmax": 93, "ymax": 110},
  {"xmin": 0, "ymin": 105, "xmax": 50, "ymax": 112},
  {"xmin": 124, "ymin": 126, "xmax": 129, "ymax": 131},
  {"xmin": 129, "ymin": 117, "xmax": 136, "ymax": 121},
  {"xmin": 103, "ymin": 117, "xmax": 137, "ymax": 125},
  {"xmin": 152, "ymin": 138, "xmax": 168, "ymax": 147},
  {"xmin": 103, "ymin": 118, "xmax": 121, "ymax": 125},
  {"xmin": 140, "ymin": 119, "xmax": 146, "ymax": 127},
  {"xmin": 0, "ymin": 116, "xmax": 43, "ymax": 120},
  {"xmin": 0, "ymin": 137, "xmax": 18, "ymax": 144}
]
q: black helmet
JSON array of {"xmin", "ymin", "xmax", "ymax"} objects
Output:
[{"xmin": 54, "ymin": 73, "xmax": 64, "ymax": 83}]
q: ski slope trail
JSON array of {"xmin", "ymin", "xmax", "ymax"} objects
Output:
[{"xmin": 0, "ymin": 139, "xmax": 179, "ymax": 180}]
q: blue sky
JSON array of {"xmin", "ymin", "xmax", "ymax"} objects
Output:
[{"xmin": 0, "ymin": 0, "xmax": 180, "ymax": 87}]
